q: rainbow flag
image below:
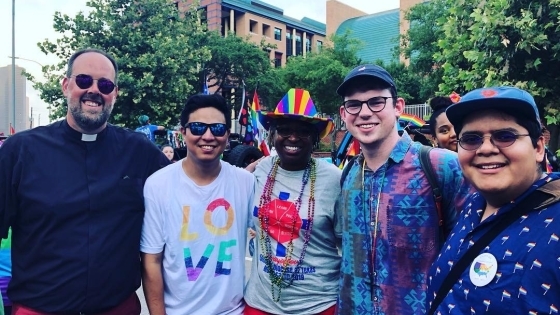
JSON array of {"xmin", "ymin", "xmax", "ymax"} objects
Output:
[
  {"xmin": 399, "ymin": 113, "xmax": 425, "ymax": 128},
  {"xmin": 251, "ymin": 90, "xmax": 270, "ymax": 156}
]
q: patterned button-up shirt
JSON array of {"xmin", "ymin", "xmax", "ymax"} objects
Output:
[
  {"xmin": 426, "ymin": 174, "xmax": 560, "ymax": 314},
  {"xmin": 335, "ymin": 132, "xmax": 471, "ymax": 315}
]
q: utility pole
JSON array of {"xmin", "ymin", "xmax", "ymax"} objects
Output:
[
  {"xmin": 30, "ymin": 107, "xmax": 33, "ymax": 128},
  {"xmin": 11, "ymin": 0, "xmax": 16, "ymax": 132}
]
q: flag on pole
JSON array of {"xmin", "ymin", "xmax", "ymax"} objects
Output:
[
  {"xmin": 9, "ymin": 123, "xmax": 15, "ymax": 135},
  {"xmin": 250, "ymin": 91, "xmax": 270, "ymax": 156}
]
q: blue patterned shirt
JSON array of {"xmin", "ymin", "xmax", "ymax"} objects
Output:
[
  {"xmin": 426, "ymin": 174, "xmax": 560, "ymax": 314},
  {"xmin": 335, "ymin": 132, "xmax": 471, "ymax": 315}
]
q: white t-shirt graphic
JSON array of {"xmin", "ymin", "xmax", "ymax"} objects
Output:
[{"xmin": 141, "ymin": 160, "xmax": 255, "ymax": 315}]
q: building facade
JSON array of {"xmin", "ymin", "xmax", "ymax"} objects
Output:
[
  {"xmin": 179, "ymin": 0, "xmax": 327, "ymax": 67},
  {"xmin": 0, "ymin": 65, "xmax": 28, "ymax": 135}
]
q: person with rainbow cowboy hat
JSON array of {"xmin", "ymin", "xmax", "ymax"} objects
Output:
[{"xmin": 244, "ymin": 88, "xmax": 342, "ymax": 315}]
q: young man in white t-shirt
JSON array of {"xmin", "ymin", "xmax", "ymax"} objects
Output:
[{"xmin": 141, "ymin": 94, "xmax": 255, "ymax": 315}]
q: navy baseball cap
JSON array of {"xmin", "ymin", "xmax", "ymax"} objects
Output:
[
  {"xmin": 336, "ymin": 64, "xmax": 397, "ymax": 96},
  {"xmin": 446, "ymin": 86, "xmax": 541, "ymax": 130}
]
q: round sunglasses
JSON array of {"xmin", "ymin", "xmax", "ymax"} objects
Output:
[
  {"xmin": 458, "ymin": 130, "xmax": 530, "ymax": 151},
  {"xmin": 71, "ymin": 74, "xmax": 116, "ymax": 95},
  {"xmin": 185, "ymin": 122, "xmax": 228, "ymax": 137}
]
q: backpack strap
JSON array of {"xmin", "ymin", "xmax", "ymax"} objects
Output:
[
  {"xmin": 427, "ymin": 179, "xmax": 560, "ymax": 315},
  {"xmin": 340, "ymin": 155, "xmax": 359, "ymax": 187},
  {"xmin": 419, "ymin": 146, "xmax": 445, "ymax": 240}
]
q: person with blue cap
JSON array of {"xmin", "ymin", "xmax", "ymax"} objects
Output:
[
  {"xmin": 334, "ymin": 64, "xmax": 472, "ymax": 315},
  {"xmin": 135, "ymin": 114, "xmax": 165, "ymax": 143},
  {"xmin": 426, "ymin": 86, "xmax": 560, "ymax": 314}
]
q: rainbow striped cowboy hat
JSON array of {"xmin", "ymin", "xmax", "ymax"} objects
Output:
[{"xmin": 259, "ymin": 88, "xmax": 335, "ymax": 139}]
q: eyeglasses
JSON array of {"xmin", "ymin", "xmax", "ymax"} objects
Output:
[
  {"xmin": 71, "ymin": 74, "xmax": 116, "ymax": 95},
  {"xmin": 458, "ymin": 130, "xmax": 530, "ymax": 151},
  {"xmin": 275, "ymin": 126, "xmax": 314, "ymax": 139},
  {"xmin": 343, "ymin": 96, "xmax": 393, "ymax": 115},
  {"xmin": 185, "ymin": 122, "xmax": 228, "ymax": 137}
]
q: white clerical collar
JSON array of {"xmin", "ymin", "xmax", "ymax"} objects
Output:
[{"xmin": 81, "ymin": 133, "xmax": 98, "ymax": 141}]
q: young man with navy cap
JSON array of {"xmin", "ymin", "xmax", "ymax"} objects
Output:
[
  {"xmin": 334, "ymin": 64, "xmax": 471, "ymax": 314},
  {"xmin": 426, "ymin": 86, "xmax": 560, "ymax": 314}
]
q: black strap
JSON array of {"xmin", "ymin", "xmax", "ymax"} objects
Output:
[
  {"xmin": 340, "ymin": 155, "xmax": 359, "ymax": 187},
  {"xmin": 419, "ymin": 146, "xmax": 444, "ymax": 235},
  {"xmin": 427, "ymin": 181, "xmax": 556, "ymax": 315}
]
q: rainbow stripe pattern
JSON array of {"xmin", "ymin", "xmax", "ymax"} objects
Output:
[{"xmin": 399, "ymin": 113, "xmax": 426, "ymax": 128}]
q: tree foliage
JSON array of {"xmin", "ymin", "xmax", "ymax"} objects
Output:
[
  {"xmin": 35, "ymin": 0, "xmax": 210, "ymax": 128},
  {"xmin": 435, "ymin": 0, "xmax": 560, "ymax": 150}
]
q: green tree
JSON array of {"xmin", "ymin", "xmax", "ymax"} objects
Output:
[
  {"xmin": 397, "ymin": 0, "xmax": 450, "ymax": 101},
  {"xmin": 33, "ymin": 0, "xmax": 209, "ymax": 128},
  {"xmin": 436, "ymin": 0, "xmax": 560, "ymax": 152}
]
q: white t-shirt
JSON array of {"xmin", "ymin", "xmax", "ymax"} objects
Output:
[{"xmin": 141, "ymin": 160, "xmax": 255, "ymax": 315}]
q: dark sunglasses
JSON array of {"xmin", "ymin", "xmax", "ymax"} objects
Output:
[
  {"xmin": 185, "ymin": 122, "xmax": 228, "ymax": 137},
  {"xmin": 458, "ymin": 130, "xmax": 530, "ymax": 151},
  {"xmin": 275, "ymin": 126, "xmax": 314, "ymax": 139},
  {"xmin": 71, "ymin": 74, "xmax": 116, "ymax": 95},
  {"xmin": 343, "ymin": 96, "xmax": 393, "ymax": 115}
]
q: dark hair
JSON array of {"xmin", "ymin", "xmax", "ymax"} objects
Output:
[
  {"xmin": 180, "ymin": 94, "xmax": 232, "ymax": 129},
  {"xmin": 66, "ymin": 48, "xmax": 119, "ymax": 84},
  {"xmin": 428, "ymin": 96, "xmax": 453, "ymax": 137},
  {"xmin": 343, "ymin": 77, "xmax": 397, "ymax": 105}
]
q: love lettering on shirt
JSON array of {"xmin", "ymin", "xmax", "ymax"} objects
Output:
[{"xmin": 180, "ymin": 198, "xmax": 237, "ymax": 281}]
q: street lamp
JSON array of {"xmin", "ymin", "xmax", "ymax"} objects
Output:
[{"xmin": 7, "ymin": 56, "xmax": 44, "ymax": 68}]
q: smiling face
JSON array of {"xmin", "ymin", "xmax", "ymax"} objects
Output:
[
  {"xmin": 458, "ymin": 110, "xmax": 545, "ymax": 205},
  {"xmin": 434, "ymin": 112, "xmax": 457, "ymax": 151},
  {"xmin": 62, "ymin": 52, "xmax": 118, "ymax": 134},
  {"xmin": 340, "ymin": 88, "xmax": 404, "ymax": 152},
  {"xmin": 272, "ymin": 119, "xmax": 317, "ymax": 171},
  {"xmin": 181, "ymin": 107, "xmax": 229, "ymax": 166}
]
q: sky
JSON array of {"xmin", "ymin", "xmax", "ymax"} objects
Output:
[{"xmin": 0, "ymin": 0, "xmax": 399, "ymax": 127}]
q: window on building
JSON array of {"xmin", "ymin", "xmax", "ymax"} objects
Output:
[
  {"xmin": 305, "ymin": 38, "xmax": 311, "ymax": 53},
  {"xmin": 249, "ymin": 20, "xmax": 258, "ymax": 33},
  {"xmin": 274, "ymin": 28, "xmax": 282, "ymax": 41},
  {"xmin": 295, "ymin": 35, "xmax": 302, "ymax": 56},
  {"xmin": 316, "ymin": 40, "xmax": 323, "ymax": 52},
  {"xmin": 274, "ymin": 52, "xmax": 283, "ymax": 68},
  {"xmin": 286, "ymin": 32, "xmax": 293, "ymax": 56},
  {"xmin": 199, "ymin": 7, "xmax": 207, "ymax": 25},
  {"xmin": 262, "ymin": 24, "xmax": 271, "ymax": 37}
]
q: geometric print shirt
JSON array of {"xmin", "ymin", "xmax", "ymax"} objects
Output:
[
  {"xmin": 426, "ymin": 174, "xmax": 560, "ymax": 314},
  {"xmin": 335, "ymin": 132, "xmax": 471, "ymax": 315}
]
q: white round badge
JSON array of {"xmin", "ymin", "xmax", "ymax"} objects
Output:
[{"xmin": 469, "ymin": 253, "xmax": 498, "ymax": 287}]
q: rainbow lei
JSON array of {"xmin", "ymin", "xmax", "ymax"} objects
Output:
[{"xmin": 257, "ymin": 157, "xmax": 317, "ymax": 302}]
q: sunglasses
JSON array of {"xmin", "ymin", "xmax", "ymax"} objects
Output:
[
  {"xmin": 458, "ymin": 130, "xmax": 530, "ymax": 151},
  {"xmin": 275, "ymin": 126, "xmax": 314, "ymax": 139},
  {"xmin": 185, "ymin": 122, "xmax": 228, "ymax": 137},
  {"xmin": 343, "ymin": 96, "xmax": 393, "ymax": 115},
  {"xmin": 71, "ymin": 74, "xmax": 116, "ymax": 95}
]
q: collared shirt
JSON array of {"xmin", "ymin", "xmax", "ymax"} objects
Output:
[
  {"xmin": 335, "ymin": 132, "xmax": 471, "ymax": 315},
  {"xmin": 427, "ymin": 174, "xmax": 560, "ymax": 314},
  {"xmin": 0, "ymin": 120, "xmax": 169, "ymax": 313}
]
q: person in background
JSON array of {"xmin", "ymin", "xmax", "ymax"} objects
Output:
[
  {"xmin": 426, "ymin": 86, "xmax": 560, "ymax": 314},
  {"xmin": 161, "ymin": 144, "xmax": 176, "ymax": 162},
  {"xmin": 244, "ymin": 88, "xmax": 341, "ymax": 315},
  {"xmin": 334, "ymin": 64, "xmax": 471, "ymax": 315},
  {"xmin": 0, "ymin": 48, "xmax": 170, "ymax": 315},
  {"xmin": 141, "ymin": 94, "xmax": 255, "ymax": 315},
  {"xmin": 428, "ymin": 94, "xmax": 458, "ymax": 151},
  {"xmin": 136, "ymin": 115, "xmax": 165, "ymax": 143}
]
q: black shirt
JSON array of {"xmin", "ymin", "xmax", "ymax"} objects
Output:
[{"xmin": 0, "ymin": 120, "xmax": 170, "ymax": 313}]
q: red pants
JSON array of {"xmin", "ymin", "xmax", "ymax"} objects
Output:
[
  {"xmin": 12, "ymin": 293, "xmax": 141, "ymax": 315},
  {"xmin": 244, "ymin": 303, "xmax": 336, "ymax": 315}
]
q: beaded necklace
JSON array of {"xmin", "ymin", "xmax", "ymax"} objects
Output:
[{"xmin": 257, "ymin": 156, "xmax": 317, "ymax": 302}]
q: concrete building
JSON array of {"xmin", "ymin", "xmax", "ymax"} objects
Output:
[
  {"xmin": 0, "ymin": 65, "xmax": 28, "ymax": 135},
  {"xmin": 179, "ymin": 0, "xmax": 327, "ymax": 67}
]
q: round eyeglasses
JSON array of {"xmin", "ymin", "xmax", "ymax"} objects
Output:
[
  {"xmin": 458, "ymin": 130, "xmax": 530, "ymax": 151},
  {"xmin": 343, "ymin": 96, "xmax": 393, "ymax": 115}
]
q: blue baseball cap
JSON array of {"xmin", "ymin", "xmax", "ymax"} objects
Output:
[
  {"xmin": 336, "ymin": 64, "xmax": 397, "ymax": 97},
  {"xmin": 446, "ymin": 86, "xmax": 541, "ymax": 130},
  {"xmin": 138, "ymin": 115, "xmax": 149, "ymax": 125}
]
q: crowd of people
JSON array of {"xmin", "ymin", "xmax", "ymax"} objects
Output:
[{"xmin": 0, "ymin": 47, "xmax": 558, "ymax": 315}]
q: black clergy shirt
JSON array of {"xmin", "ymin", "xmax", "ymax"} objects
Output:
[{"xmin": 0, "ymin": 120, "xmax": 170, "ymax": 313}]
